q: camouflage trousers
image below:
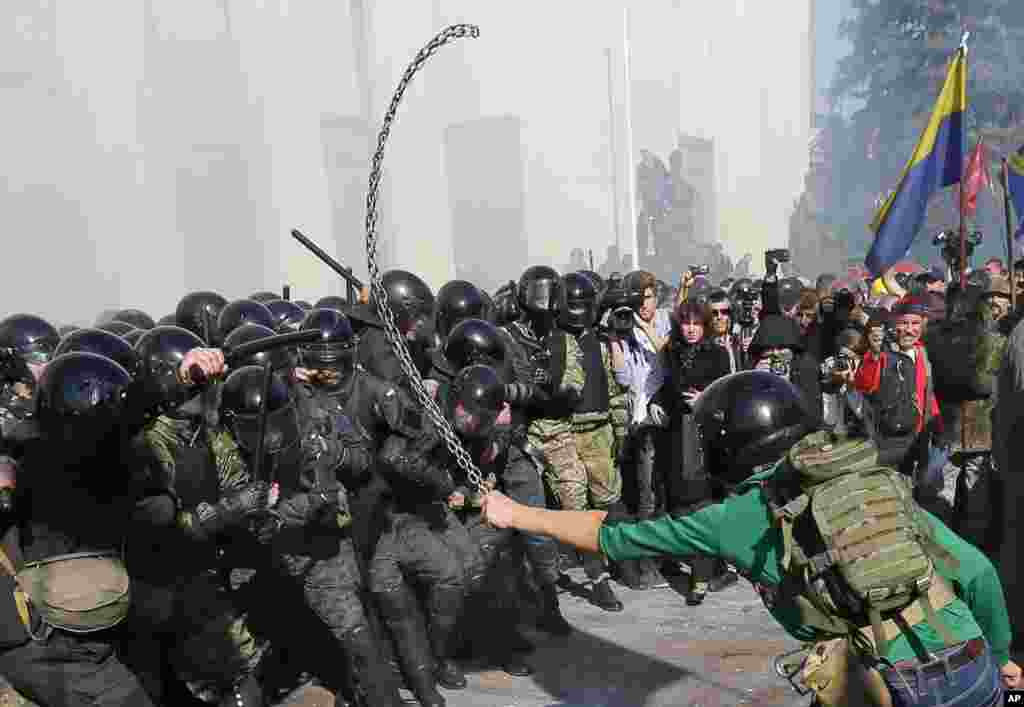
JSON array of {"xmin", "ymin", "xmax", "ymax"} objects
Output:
[
  {"xmin": 540, "ymin": 423, "xmax": 622, "ymax": 512},
  {"xmin": 172, "ymin": 570, "xmax": 264, "ymax": 700}
]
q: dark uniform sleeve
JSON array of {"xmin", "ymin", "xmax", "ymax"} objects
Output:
[
  {"xmin": 371, "ymin": 379, "xmax": 427, "ymax": 440},
  {"xmin": 377, "ymin": 433, "xmax": 454, "ymax": 499},
  {"xmin": 331, "ymin": 412, "xmax": 374, "ymax": 489}
]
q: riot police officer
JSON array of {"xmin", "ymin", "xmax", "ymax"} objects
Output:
[
  {"xmin": 499, "ymin": 265, "xmax": 581, "ymax": 635},
  {"xmin": 221, "ymin": 366, "xmax": 404, "ymax": 707}
]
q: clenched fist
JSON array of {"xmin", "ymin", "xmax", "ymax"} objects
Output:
[{"xmin": 178, "ymin": 347, "xmax": 226, "ymax": 385}]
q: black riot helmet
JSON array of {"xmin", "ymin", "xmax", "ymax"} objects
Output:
[
  {"xmin": 123, "ymin": 329, "xmax": 146, "ymax": 347},
  {"xmin": 435, "ymin": 280, "xmax": 487, "ymax": 339},
  {"xmin": 157, "ymin": 314, "xmax": 178, "ymax": 326},
  {"xmin": 220, "ymin": 366, "xmax": 299, "ymax": 455},
  {"xmin": 447, "ymin": 364, "xmax": 506, "ymax": 440},
  {"xmin": 216, "ymin": 299, "xmax": 276, "ymax": 345},
  {"xmin": 444, "ymin": 319, "xmax": 506, "ymax": 371},
  {"xmin": 111, "ymin": 309, "xmax": 156, "ymax": 331},
  {"xmin": 264, "ymin": 299, "xmax": 307, "ymax": 333},
  {"xmin": 693, "ymin": 370, "xmax": 818, "ymax": 486},
  {"xmin": 559, "ymin": 272, "xmax": 598, "ymax": 333},
  {"xmin": 315, "ymin": 296, "xmax": 349, "ymax": 313},
  {"xmin": 0, "ymin": 314, "xmax": 60, "ymax": 365},
  {"xmin": 730, "ymin": 278, "xmax": 755, "ymax": 299},
  {"xmin": 35, "ymin": 352, "xmax": 133, "ymax": 446},
  {"xmin": 294, "ymin": 300, "xmax": 313, "ymax": 311},
  {"xmin": 97, "ymin": 321, "xmax": 138, "ymax": 338},
  {"xmin": 517, "ymin": 266, "xmax": 561, "ymax": 315},
  {"xmin": 175, "ymin": 291, "xmax": 228, "ymax": 342},
  {"xmin": 298, "ymin": 308, "xmax": 357, "ymax": 373},
  {"xmin": 480, "ymin": 290, "xmax": 495, "ymax": 323},
  {"xmin": 578, "ymin": 270, "xmax": 604, "ymax": 293},
  {"xmin": 249, "ymin": 291, "xmax": 281, "ymax": 304},
  {"xmin": 620, "ymin": 271, "xmax": 649, "ymax": 301},
  {"xmin": 224, "ymin": 323, "xmax": 294, "ymax": 370},
  {"xmin": 377, "ymin": 270, "xmax": 436, "ymax": 334},
  {"xmin": 54, "ymin": 328, "xmax": 141, "ymax": 378},
  {"xmin": 491, "ymin": 281, "xmax": 520, "ymax": 325},
  {"xmin": 134, "ymin": 325, "xmax": 205, "ymax": 415}
]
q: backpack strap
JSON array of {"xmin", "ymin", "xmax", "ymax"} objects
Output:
[
  {"xmin": 0, "ymin": 544, "xmax": 31, "ymax": 632},
  {"xmin": 772, "ymin": 493, "xmax": 810, "ymax": 571}
]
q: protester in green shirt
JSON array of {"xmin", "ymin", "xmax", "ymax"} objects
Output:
[{"xmin": 482, "ymin": 371, "xmax": 1021, "ymax": 704}]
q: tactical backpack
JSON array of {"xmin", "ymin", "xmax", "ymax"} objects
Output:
[{"xmin": 763, "ymin": 432, "xmax": 959, "ymax": 661}]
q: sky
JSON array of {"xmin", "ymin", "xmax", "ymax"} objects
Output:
[{"xmin": 2, "ymin": 0, "xmax": 827, "ymax": 324}]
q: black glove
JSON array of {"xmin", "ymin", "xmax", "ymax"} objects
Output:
[
  {"xmin": 250, "ymin": 509, "xmax": 285, "ymax": 545},
  {"xmin": 187, "ymin": 481, "xmax": 271, "ymax": 538},
  {"xmin": 0, "ymin": 349, "xmax": 33, "ymax": 387}
]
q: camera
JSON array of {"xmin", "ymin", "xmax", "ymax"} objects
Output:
[
  {"xmin": 689, "ymin": 264, "xmax": 710, "ymax": 277},
  {"xmin": 735, "ymin": 288, "xmax": 760, "ymax": 327},
  {"xmin": 766, "ymin": 248, "xmax": 791, "ymax": 264},
  {"xmin": 833, "ymin": 288, "xmax": 855, "ymax": 312},
  {"xmin": 933, "ymin": 230, "xmax": 983, "ymax": 269}
]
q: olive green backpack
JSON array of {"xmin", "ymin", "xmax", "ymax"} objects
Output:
[{"xmin": 763, "ymin": 431, "xmax": 960, "ymax": 660}]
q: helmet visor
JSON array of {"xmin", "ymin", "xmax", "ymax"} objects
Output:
[
  {"xmin": 522, "ymin": 280, "xmax": 557, "ymax": 312},
  {"xmin": 228, "ymin": 403, "xmax": 300, "ymax": 455}
]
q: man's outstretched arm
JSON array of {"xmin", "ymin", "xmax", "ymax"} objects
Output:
[{"xmin": 482, "ymin": 491, "xmax": 606, "ymax": 553}]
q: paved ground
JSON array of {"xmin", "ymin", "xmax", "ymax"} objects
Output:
[
  {"xmin": 4, "ymin": 566, "xmax": 1018, "ymax": 706},
  {"xmin": 279, "ymin": 567, "xmax": 812, "ymax": 707}
]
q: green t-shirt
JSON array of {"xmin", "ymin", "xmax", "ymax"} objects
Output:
[{"xmin": 598, "ymin": 466, "xmax": 1012, "ymax": 667}]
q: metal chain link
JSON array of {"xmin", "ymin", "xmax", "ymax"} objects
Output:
[{"xmin": 364, "ymin": 24, "xmax": 485, "ymax": 493}]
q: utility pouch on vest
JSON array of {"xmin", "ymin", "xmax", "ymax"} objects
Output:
[
  {"xmin": 794, "ymin": 637, "xmax": 894, "ymax": 707},
  {"xmin": 15, "ymin": 550, "xmax": 130, "ymax": 636}
]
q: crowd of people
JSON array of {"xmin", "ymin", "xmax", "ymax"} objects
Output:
[{"xmin": 0, "ymin": 249, "xmax": 1020, "ymax": 706}]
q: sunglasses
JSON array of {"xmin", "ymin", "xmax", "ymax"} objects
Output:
[{"xmin": 710, "ymin": 308, "xmax": 730, "ymax": 317}]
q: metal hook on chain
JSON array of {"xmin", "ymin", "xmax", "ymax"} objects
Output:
[{"xmin": 364, "ymin": 24, "xmax": 486, "ymax": 494}]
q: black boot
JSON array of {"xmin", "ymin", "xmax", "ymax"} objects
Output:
[
  {"xmin": 590, "ymin": 578, "xmax": 624, "ymax": 612},
  {"xmin": 341, "ymin": 625, "xmax": 406, "ymax": 707},
  {"xmin": 427, "ymin": 586, "xmax": 467, "ymax": 691},
  {"xmin": 219, "ymin": 675, "xmax": 263, "ymax": 707},
  {"xmin": 499, "ymin": 653, "xmax": 534, "ymax": 677},
  {"xmin": 709, "ymin": 567, "xmax": 739, "ymax": 593},
  {"xmin": 536, "ymin": 583, "xmax": 572, "ymax": 636},
  {"xmin": 614, "ymin": 559, "xmax": 649, "ymax": 590},
  {"xmin": 374, "ymin": 589, "xmax": 446, "ymax": 707}
]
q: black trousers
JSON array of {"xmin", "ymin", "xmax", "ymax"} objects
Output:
[{"xmin": 0, "ymin": 632, "xmax": 156, "ymax": 707}]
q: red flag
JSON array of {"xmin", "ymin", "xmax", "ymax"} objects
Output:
[{"xmin": 961, "ymin": 139, "xmax": 991, "ymax": 216}]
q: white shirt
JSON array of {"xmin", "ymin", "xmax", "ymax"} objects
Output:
[{"xmin": 612, "ymin": 308, "xmax": 672, "ymax": 426}]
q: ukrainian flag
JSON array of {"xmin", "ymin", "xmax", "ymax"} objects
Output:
[
  {"xmin": 865, "ymin": 48, "xmax": 967, "ymax": 276},
  {"xmin": 1006, "ymin": 150, "xmax": 1024, "ymax": 241}
]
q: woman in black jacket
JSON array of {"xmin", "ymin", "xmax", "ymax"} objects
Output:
[{"xmin": 648, "ymin": 302, "xmax": 730, "ymax": 604}]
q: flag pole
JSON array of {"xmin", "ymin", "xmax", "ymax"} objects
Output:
[
  {"xmin": 958, "ymin": 35, "xmax": 970, "ymax": 289},
  {"xmin": 1004, "ymin": 158, "xmax": 1017, "ymax": 310}
]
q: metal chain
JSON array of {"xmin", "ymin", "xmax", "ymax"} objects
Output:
[{"xmin": 364, "ymin": 24, "xmax": 485, "ymax": 493}]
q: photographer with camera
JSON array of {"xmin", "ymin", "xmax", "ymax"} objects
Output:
[
  {"xmin": 854, "ymin": 296, "xmax": 940, "ymax": 485},
  {"xmin": 728, "ymin": 278, "xmax": 761, "ymax": 357},
  {"xmin": 607, "ymin": 270, "xmax": 673, "ymax": 589}
]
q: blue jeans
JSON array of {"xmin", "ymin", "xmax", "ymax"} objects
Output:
[{"xmin": 881, "ymin": 640, "xmax": 1004, "ymax": 707}]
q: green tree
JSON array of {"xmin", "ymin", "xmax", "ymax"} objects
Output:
[{"xmin": 827, "ymin": 0, "xmax": 1024, "ymax": 266}]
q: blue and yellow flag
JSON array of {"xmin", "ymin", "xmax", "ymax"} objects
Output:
[
  {"xmin": 865, "ymin": 49, "xmax": 967, "ymax": 276},
  {"xmin": 1006, "ymin": 150, "xmax": 1024, "ymax": 242}
]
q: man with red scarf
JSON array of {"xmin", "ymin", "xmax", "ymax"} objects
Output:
[{"xmin": 854, "ymin": 295, "xmax": 940, "ymax": 485}]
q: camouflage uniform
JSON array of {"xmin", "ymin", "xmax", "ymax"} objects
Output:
[
  {"xmin": 527, "ymin": 332, "xmax": 588, "ymax": 510},
  {"xmin": 139, "ymin": 414, "xmax": 264, "ymax": 702}
]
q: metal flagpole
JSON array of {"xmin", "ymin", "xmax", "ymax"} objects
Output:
[{"xmin": 622, "ymin": 6, "xmax": 639, "ymax": 269}]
